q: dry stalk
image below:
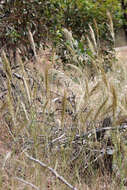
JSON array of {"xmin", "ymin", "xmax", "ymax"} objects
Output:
[
  {"xmin": 27, "ymin": 27, "xmax": 37, "ymax": 60},
  {"xmin": 17, "ymin": 51, "xmax": 31, "ymax": 104},
  {"xmin": 107, "ymin": 11, "xmax": 115, "ymax": 42},
  {"xmin": 1, "ymin": 50, "xmax": 16, "ymax": 126},
  {"xmin": 89, "ymin": 24, "xmax": 97, "ymax": 51}
]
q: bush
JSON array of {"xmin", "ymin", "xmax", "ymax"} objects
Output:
[{"xmin": 0, "ymin": 0, "xmax": 122, "ymax": 50}]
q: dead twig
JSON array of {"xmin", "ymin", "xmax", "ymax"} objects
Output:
[
  {"xmin": 25, "ymin": 152, "xmax": 78, "ymax": 190},
  {"xmin": 75, "ymin": 124, "xmax": 127, "ymax": 140},
  {"xmin": 14, "ymin": 177, "xmax": 40, "ymax": 190}
]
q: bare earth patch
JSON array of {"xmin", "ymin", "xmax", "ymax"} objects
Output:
[{"xmin": 115, "ymin": 46, "xmax": 127, "ymax": 64}]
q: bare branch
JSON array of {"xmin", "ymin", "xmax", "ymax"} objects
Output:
[
  {"xmin": 51, "ymin": 133, "xmax": 65, "ymax": 144},
  {"xmin": 25, "ymin": 152, "xmax": 78, "ymax": 190},
  {"xmin": 75, "ymin": 124, "xmax": 127, "ymax": 141},
  {"xmin": 14, "ymin": 177, "xmax": 40, "ymax": 190}
]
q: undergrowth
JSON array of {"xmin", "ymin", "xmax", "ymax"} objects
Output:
[{"xmin": 0, "ymin": 15, "xmax": 127, "ymax": 190}]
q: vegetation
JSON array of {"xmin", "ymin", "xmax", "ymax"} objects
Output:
[
  {"xmin": 0, "ymin": 0, "xmax": 123, "ymax": 49},
  {"xmin": 0, "ymin": 0, "xmax": 127, "ymax": 190}
]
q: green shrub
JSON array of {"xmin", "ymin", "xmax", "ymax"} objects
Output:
[{"xmin": 0, "ymin": 0, "xmax": 122, "ymax": 50}]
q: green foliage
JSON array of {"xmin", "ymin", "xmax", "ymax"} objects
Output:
[{"xmin": 0, "ymin": 0, "xmax": 122, "ymax": 49}]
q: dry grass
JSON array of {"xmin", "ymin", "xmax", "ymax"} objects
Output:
[{"xmin": 0, "ymin": 24, "xmax": 127, "ymax": 190}]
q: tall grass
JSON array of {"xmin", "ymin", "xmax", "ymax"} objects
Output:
[{"xmin": 0, "ymin": 12, "xmax": 127, "ymax": 190}]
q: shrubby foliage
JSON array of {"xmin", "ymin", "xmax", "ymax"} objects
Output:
[{"xmin": 0, "ymin": 0, "xmax": 122, "ymax": 49}]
